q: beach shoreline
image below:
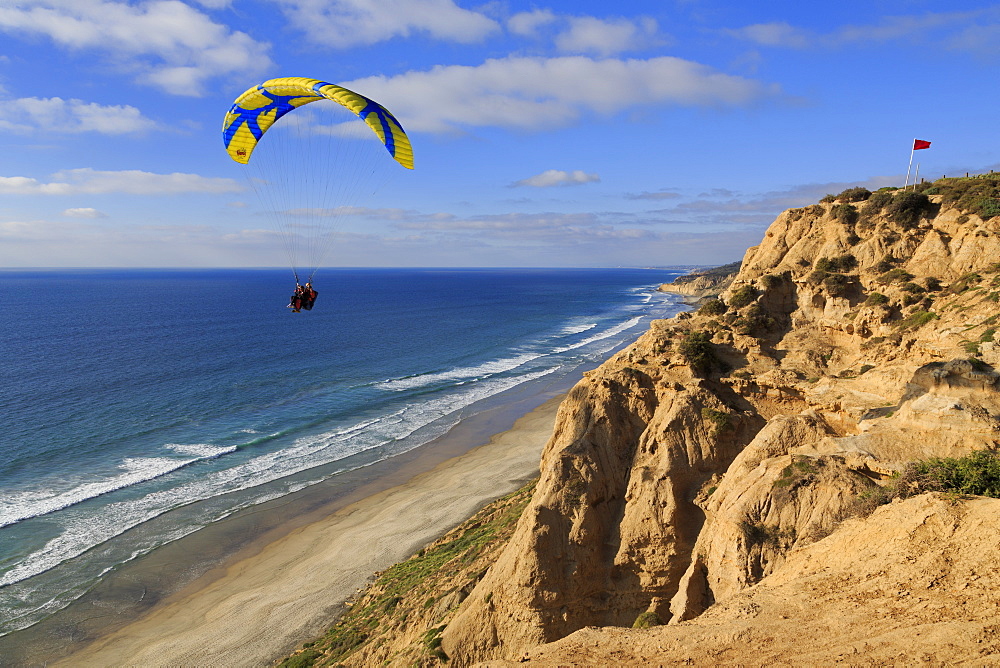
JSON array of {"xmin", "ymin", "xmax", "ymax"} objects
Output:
[{"xmin": 34, "ymin": 392, "xmax": 563, "ymax": 667}]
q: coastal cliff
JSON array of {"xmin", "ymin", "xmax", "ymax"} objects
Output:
[
  {"xmin": 657, "ymin": 261, "xmax": 739, "ymax": 299},
  {"xmin": 282, "ymin": 177, "xmax": 1000, "ymax": 666}
]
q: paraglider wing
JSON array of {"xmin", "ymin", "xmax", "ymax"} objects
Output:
[{"xmin": 222, "ymin": 77, "xmax": 414, "ymax": 169}]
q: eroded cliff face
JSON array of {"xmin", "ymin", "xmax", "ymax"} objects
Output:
[
  {"xmin": 489, "ymin": 494, "xmax": 1000, "ymax": 667},
  {"xmin": 442, "ymin": 182, "xmax": 1000, "ymax": 666}
]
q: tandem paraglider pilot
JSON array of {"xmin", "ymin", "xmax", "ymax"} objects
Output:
[
  {"xmin": 223, "ymin": 77, "xmax": 411, "ymax": 317},
  {"xmin": 288, "ymin": 282, "xmax": 318, "ymax": 313}
]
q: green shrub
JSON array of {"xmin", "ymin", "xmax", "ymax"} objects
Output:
[
  {"xmin": 913, "ymin": 450, "xmax": 1000, "ymax": 496},
  {"xmin": 860, "ymin": 190, "xmax": 894, "ymax": 223},
  {"xmin": 422, "ymin": 626, "xmax": 449, "ymax": 661},
  {"xmin": 728, "ymin": 284, "xmax": 757, "ymax": 309},
  {"xmin": 698, "ymin": 298, "xmax": 726, "ymax": 316},
  {"xmin": 740, "ymin": 520, "xmax": 795, "ymax": 547},
  {"xmin": 979, "ymin": 198, "xmax": 1000, "ymax": 219},
  {"xmin": 815, "ymin": 254, "xmax": 857, "ymax": 274},
  {"xmin": 633, "ymin": 611, "xmax": 662, "ymax": 628},
  {"xmin": 938, "ymin": 176, "xmax": 1000, "ymax": 219},
  {"xmin": 823, "ymin": 273, "xmax": 852, "ymax": 296},
  {"xmin": 877, "ymin": 268, "xmax": 915, "ymax": 285},
  {"xmin": 874, "ymin": 254, "xmax": 898, "ymax": 273},
  {"xmin": 865, "ymin": 292, "xmax": 890, "ymax": 306},
  {"xmin": 897, "ymin": 310, "xmax": 938, "ymax": 329},
  {"xmin": 733, "ymin": 303, "xmax": 776, "ymax": 336},
  {"xmin": 279, "ymin": 649, "xmax": 323, "ymax": 668},
  {"xmin": 925, "ymin": 276, "xmax": 942, "ymax": 292},
  {"xmin": 701, "ymin": 407, "xmax": 733, "ymax": 436},
  {"xmin": 679, "ymin": 331, "xmax": 721, "ymax": 374},
  {"xmin": 820, "ymin": 193, "xmax": 836, "ymax": 203},
  {"xmin": 885, "ymin": 191, "xmax": 932, "ymax": 228},
  {"xmin": 948, "ymin": 272, "xmax": 982, "ymax": 294},
  {"xmin": 860, "ymin": 450, "xmax": 1000, "ymax": 515},
  {"xmin": 836, "ymin": 186, "xmax": 872, "ymax": 202},
  {"xmin": 832, "ymin": 203, "xmax": 859, "ymax": 224},
  {"xmin": 760, "ymin": 273, "xmax": 784, "ymax": 290}
]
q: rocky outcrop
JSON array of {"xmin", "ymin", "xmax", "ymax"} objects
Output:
[{"xmin": 440, "ymin": 181, "xmax": 1000, "ymax": 666}]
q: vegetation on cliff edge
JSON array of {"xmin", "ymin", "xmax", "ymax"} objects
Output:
[{"xmin": 279, "ymin": 479, "xmax": 537, "ymax": 668}]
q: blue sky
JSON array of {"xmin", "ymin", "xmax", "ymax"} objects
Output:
[{"xmin": 1, "ymin": 1, "xmax": 999, "ymax": 268}]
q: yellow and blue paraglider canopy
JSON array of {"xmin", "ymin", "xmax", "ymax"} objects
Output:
[{"xmin": 222, "ymin": 77, "xmax": 413, "ymax": 169}]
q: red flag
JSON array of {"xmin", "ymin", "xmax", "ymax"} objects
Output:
[{"xmin": 913, "ymin": 139, "xmax": 931, "ymax": 150}]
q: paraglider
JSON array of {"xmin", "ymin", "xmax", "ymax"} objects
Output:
[
  {"xmin": 223, "ymin": 77, "xmax": 413, "ymax": 169},
  {"xmin": 223, "ymin": 77, "xmax": 413, "ymax": 310}
]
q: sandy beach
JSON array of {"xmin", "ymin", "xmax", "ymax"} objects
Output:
[{"xmin": 48, "ymin": 394, "xmax": 562, "ymax": 667}]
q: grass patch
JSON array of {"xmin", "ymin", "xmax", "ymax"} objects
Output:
[
  {"xmin": 773, "ymin": 456, "xmax": 818, "ymax": 489},
  {"xmin": 877, "ymin": 268, "xmax": 916, "ymax": 285},
  {"xmin": 897, "ymin": 310, "xmax": 938, "ymax": 330},
  {"xmin": 853, "ymin": 450, "xmax": 1000, "ymax": 517}
]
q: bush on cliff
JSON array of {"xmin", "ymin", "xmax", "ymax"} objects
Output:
[
  {"xmin": 938, "ymin": 176, "xmax": 1000, "ymax": 220},
  {"xmin": 885, "ymin": 191, "xmax": 932, "ymax": 228},
  {"xmin": 856, "ymin": 450, "xmax": 1000, "ymax": 516},
  {"xmin": 836, "ymin": 186, "xmax": 872, "ymax": 202},
  {"xmin": 698, "ymin": 298, "xmax": 727, "ymax": 316},
  {"xmin": 679, "ymin": 331, "xmax": 722, "ymax": 374},
  {"xmin": 727, "ymin": 284, "xmax": 757, "ymax": 309},
  {"xmin": 865, "ymin": 292, "xmax": 890, "ymax": 306},
  {"xmin": 632, "ymin": 611, "xmax": 663, "ymax": 629},
  {"xmin": 832, "ymin": 203, "xmax": 859, "ymax": 224},
  {"xmin": 859, "ymin": 190, "xmax": 894, "ymax": 226}
]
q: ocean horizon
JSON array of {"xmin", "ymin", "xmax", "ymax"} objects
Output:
[{"xmin": 0, "ymin": 267, "xmax": 686, "ymax": 646}]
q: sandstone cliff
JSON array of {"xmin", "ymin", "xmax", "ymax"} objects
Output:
[
  {"xmin": 280, "ymin": 178, "xmax": 1000, "ymax": 667},
  {"xmin": 439, "ymin": 178, "xmax": 1000, "ymax": 666}
]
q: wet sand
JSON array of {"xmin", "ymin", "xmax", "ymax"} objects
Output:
[{"xmin": 50, "ymin": 394, "xmax": 563, "ymax": 667}]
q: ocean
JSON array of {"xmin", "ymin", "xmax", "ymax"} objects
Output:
[{"xmin": 0, "ymin": 267, "xmax": 685, "ymax": 645}]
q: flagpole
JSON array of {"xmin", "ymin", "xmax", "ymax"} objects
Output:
[{"xmin": 904, "ymin": 139, "xmax": 916, "ymax": 188}]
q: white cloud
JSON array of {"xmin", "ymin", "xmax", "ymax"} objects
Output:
[
  {"xmin": 63, "ymin": 207, "xmax": 106, "ymax": 218},
  {"xmin": 726, "ymin": 9, "xmax": 1000, "ymax": 50},
  {"xmin": 273, "ymin": 0, "xmax": 499, "ymax": 47},
  {"xmin": 512, "ymin": 169, "xmax": 599, "ymax": 188},
  {"xmin": 0, "ymin": 97, "xmax": 157, "ymax": 134},
  {"xmin": 0, "ymin": 169, "xmax": 242, "ymax": 195},
  {"xmin": 0, "ymin": 0, "xmax": 271, "ymax": 95},
  {"xmin": 626, "ymin": 189, "xmax": 682, "ymax": 200},
  {"xmin": 348, "ymin": 55, "xmax": 782, "ymax": 134},
  {"xmin": 556, "ymin": 16, "xmax": 660, "ymax": 56},
  {"xmin": 508, "ymin": 9, "xmax": 557, "ymax": 38},
  {"xmin": 726, "ymin": 22, "xmax": 809, "ymax": 48}
]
